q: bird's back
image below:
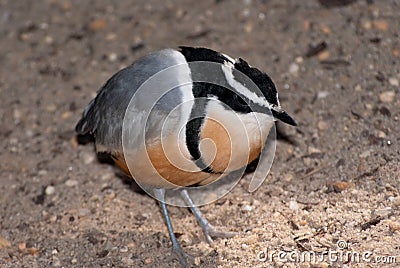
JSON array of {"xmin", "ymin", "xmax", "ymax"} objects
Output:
[{"xmin": 75, "ymin": 48, "xmax": 188, "ymax": 153}]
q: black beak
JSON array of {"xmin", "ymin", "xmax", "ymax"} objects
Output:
[{"xmin": 272, "ymin": 109, "xmax": 297, "ymax": 126}]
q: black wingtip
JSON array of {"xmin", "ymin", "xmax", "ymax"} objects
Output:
[{"xmin": 75, "ymin": 117, "xmax": 88, "ymax": 134}]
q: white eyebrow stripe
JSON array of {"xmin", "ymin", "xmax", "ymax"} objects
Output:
[
  {"xmin": 221, "ymin": 63, "xmax": 270, "ymax": 108},
  {"xmin": 221, "ymin": 53, "xmax": 235, "ymax": 64},
  {"xmin": 275, "ymin": 92, "xmax": 281, "ymax": 108}
]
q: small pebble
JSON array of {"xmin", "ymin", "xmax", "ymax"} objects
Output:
[
  {"xmin": 317, "ymin": 121, "xmax": 328, "ymax": 131},
  {"xmin": 244, "ymin": 22, "xmax": 253, "ymax": 33},
  {"xmin": 332, "ymin": 181, "xmax": 354, "ymax": 192},
  {"xmin": 52, "ymin": 256, "xmax": 61, "ymax": 266},
  {"xmin": 361, "ymin": 20, "xmax": 372, "ymax": 30},
  {"xmin": 45, "ymin": 185, "xmax": 55, "ymax": 195},
  {"xmin": 88, "ymin": 19, "xmax": 107, "ymax": 31},
  {"xmin": 289, "ymin": 63, "xmax": 299, "ymax": 75},
  {"xmin": 71, "ymin": 258, "xmax": 77, "ymax": 264},
  {"xmin": 104, "ymin": 192, "xmax": 116, "ymax": 202},
  {"xmin": 388, "ymin": 77, "xmax": 399, "ymax": 87},
  {"xmin": 194, "ymin": 257, "xmax": 201, "ymax": 266},
  {"xmin": 320, "ymin": 25, "xmax": 331, "ymax": 34},
  {"xmin": 13, "ymin": 109, "xmax": 22, "ymax": 121},
  {"xmin": 9, "ymin": 138, "xmax": 18, "ymax": 145},
  {"xmin": 315, "ymin": 263, "xmax": 330, "ymax": 268},
  {"xmin": 379, "ymin": 91, "xmax": 395, "ymax": 103},
  {"xmin": 106, "ymin": 33, "xmax": 117, "ymax": 41},
  {"xmin": 52, "ymin": 249, "xmax": 58, "ymax": 254},
  {"xmin": 120, "ymin": 246, "xmax": 129, "ymax": 253},
  {"xmin": 388, "ymin": 221, "xmax": 400, "ymax": 232},
  {"xmin": 90, "ymin": 195, "xmax": 100, "ymax": 202},
  {"xmin": 101, "ymin": 172, "xmax": 113, "ymax": 180},
  {"xmin": 144, "ymin": 257, "xmax": 153, "ymax": 265},
  {"xmin": 39, "ymin": 22, "xmax": 49, "ymax": 30},
  {"xmin": 295, "ymin": 56, "xmax": 304, "ymax": 63},
  {"xmin": 184, "ymin": 236, "xmax": 200, "ymax": 247},
  {"xmin": 317, "ymin": 91, "xmax": 330, "ymax": 99},
  {"xmin": 18, "ymin": 243, "xmax": 26, "ymax": 251},
  {"xmin": 108, "ymin": 53, "xmax": 118, "ymax": 62},
  {"xmin": 46, "ymin": 104, "xmax": 57, "ymax": 112},
  {"xmin": 241, "ymin": 243, "xmax": 249, "ymax": 249},
  {"xmin": 27, "ymin": 247, "xmax": 39, "ymax": 256},
  {"xmin": 61, "ymin": 111, "xmax": 73, "ymax": 119},
  {"xmin": 50, "ymin": 215, "xmax": 58, "ymax": 223},
  {"xmin": 318, "ymin": 50, "xmax": 330, "ymax": 61},
  {"xmin": 82, "ymin": 152, "xmax": 95, "ymax": 165},
  {"xmin": 377, "ymin": 131, "xmax": 386, "ymax": 138},
  {"xmin": 61, "ymin": 1, "xmax": 71, "ymax": 10},
  {"xmin": 359, "ymin": 150, "xmax": 371, "ymax": 158},
  {"xmin": 358, "ymin": 162, "xmax": 368, "ymax": 173},
  {"xmin": 44, "ymin": 36, "xmax": 53, "ymax": 44},
  {"xmin": 373, "ymin": 19, "xmax": 389, "ymax": 31},
  {"xmin": 371, "ymin": 207, "xmax": 393, "ymax": 220},
  {"xmin": 253, "ymin": 199, "xmax": 260, "ymax": 206},
  {"xmin": 65, "ymin": 179, "xmax": 78, "ymax": 187},
  {"xmin": 38, "ymin": 169, "xmax": 48, "ymax": 176},
  {"xmin": 0, "ymin": 237, "xmax": 11, "ymax": 248},
  {"xmin": 283, "ymin": 173, "xmax": 294, "ymax": 182},
  {"xmin": 392, "ymin": 196, "xmax": 400, "ymax": 208},
  {"xmin": 78, "ymin": 208, "xmax": 91, "ymax": 217},
  {"xmin": 289, "ymin": 200, "xmax": 299, "ymax": 211},
  {"xmin": 68, "ymin": 135, "xmax": 82, "ymax": 147},
  {"xmin": 25, "ymin": 129, "xmax": 34, "ymax": 138},
  {"xmin": 243, "ymin": 205, "xmax": 253, "ymax": 212},
  {"xmin": 308, "ymin": 146, "xmax": 321, "ymax": 154},
  {"xmin": 122, "ymin": 256, "xmax": 134, "ymax": 265}
]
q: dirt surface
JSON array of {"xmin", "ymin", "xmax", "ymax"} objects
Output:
[{"xmin": 1, "ymin": 0, "xmax": 399, "ymax": 267}]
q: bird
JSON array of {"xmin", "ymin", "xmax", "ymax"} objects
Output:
[{"xmin": 75, "ymin": 46, "xmax": 297, "ymax": 267}]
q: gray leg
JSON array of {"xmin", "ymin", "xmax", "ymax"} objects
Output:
[
  {"xmin": 154, "ymin": 188, "xmax": 188, "ymax": 267},
  {"xmin": 180, "ymin": 189, "xmax": 237, "ymax": 244}
]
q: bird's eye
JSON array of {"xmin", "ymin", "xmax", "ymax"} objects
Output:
[{"xmin": 234, "ymin": 94, "xmax": 248, "ymax": 107}]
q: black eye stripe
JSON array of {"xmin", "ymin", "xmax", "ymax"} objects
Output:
[{"xmin": 234, "ymin": 94, "xmax": 249, "ymax": 107}]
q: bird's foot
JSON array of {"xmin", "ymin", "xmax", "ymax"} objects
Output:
[
  {"xmin": 201, "ymin": 223, "xmax": 238, "ymax": 244},
  {"xmin": 171, "ymin": 243, "xmax": 190, "ymax": 267}
]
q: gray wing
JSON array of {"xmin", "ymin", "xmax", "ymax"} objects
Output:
[{"xmin": 75, "ymin": 48, "xmax": 188, "ymax": 152}]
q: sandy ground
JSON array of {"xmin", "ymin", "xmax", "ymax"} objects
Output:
[{"xmin": 0, "ymin": 0, "xmax": 399, "ymax": 267}]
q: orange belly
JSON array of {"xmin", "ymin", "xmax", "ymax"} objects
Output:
[
  {"xmin": 110, "ymin": 117, "xmax": 263, "ymax": 188},
  {"xmin": 111, "ymin": 147, "xmax": 216, "ymax": 188},
  {"xmin": 200, "ymin": 117, "xmax": 262, "ymax": 173}
]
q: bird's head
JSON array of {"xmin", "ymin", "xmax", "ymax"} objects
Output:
[{"xmin": 179, "ymin": 46, "xmax": 297, "ymax": 127}]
